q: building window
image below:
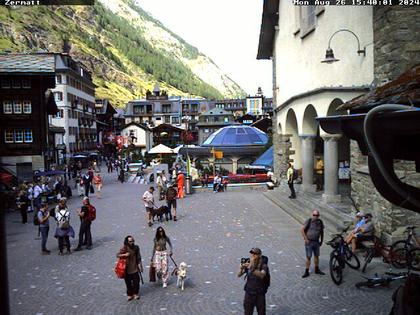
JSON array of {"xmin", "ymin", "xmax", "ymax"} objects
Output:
[
  {"xmin": 300, "ymin": 6, "xmax": 316, "ymax": 38},
  {"xmin": 172, "ymin": 117, "xmax": 179, "ymax": 124},
  {"xmin": 56, "ymin": 75, "xmax": 62, "ymax": 84},
  {"xmin": 24, "ymin": 130, "xmax": 33, "ymax": 143},
  {"xmin": 204, "ymin": 128, "xmax": 209, "ymax": 133},
  {"xmin": 224, "ymin": 117, "xmax": 229, "ymax": 123},
  {"xmin": 13, "ymin": 101, "xmax": 22, "ymax": 114},
  {"xmin": 4, "ymin": 130, "xmax": 13, "ymax": 143},
  {"xmin": 12, "ymin": 79, "xmax": 21, "ymax": 89},
  {"xmin": 22, "ymin": 79, "xmax": 31, "ymax": 89},
  {"xmin": 14, "ymin": 130, "xmax": 23, "ymax": 143},
  {"xmin": 3, "ymin": 101, "xmax": 12, "ymax": 114},
  {"xmin": 55, "ymin": 92, "xmax": 63, "ymax": 101},
  {"xmin": 23, "ymin": 101, "xmax": 32, "ymax": 114},
  {"xmin": 1, "ymin": 79, "xmax": 10, "ymax": 89}
]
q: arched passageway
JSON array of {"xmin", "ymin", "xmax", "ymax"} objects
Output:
[{"xmin": 285, "ymin": 109, "xmax": 301, "ymax": 169}]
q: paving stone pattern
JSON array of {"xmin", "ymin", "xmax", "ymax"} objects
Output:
[{"xmin": 7, "ymin": 173, "xmax": 395, "ymax": 314}]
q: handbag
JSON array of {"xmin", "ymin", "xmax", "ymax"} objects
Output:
[
  {"xmin": 89, "ymin": 184, "xmax": 94, "ymax": 194},
  {"xmin": 114, "ymin": 258, "xmax": 127, "ymax": 279},
  {"xmin": 149, "ymin": 263, "xmax": 156, "ymax": 282}
]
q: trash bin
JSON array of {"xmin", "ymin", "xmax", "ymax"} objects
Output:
[{"xmin": 185, "ymin": 175, "xmax": 193, "ymax": 195}]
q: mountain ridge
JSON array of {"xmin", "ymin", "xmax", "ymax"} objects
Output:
[{"xmin": 0, "ymin": 0, "xmax": 246, "ymax": 107}]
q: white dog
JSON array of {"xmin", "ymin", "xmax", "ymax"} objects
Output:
[{"xmin": 176, "ymin": 262, "xmax": 188, "ymax": 291}]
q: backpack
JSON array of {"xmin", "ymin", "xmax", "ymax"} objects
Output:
[
  {"xmin": 292, "ymin": 169, "xmax": 299, "ymax": 181},
  {"xmin": 57, "ymin": 209, "xmax": 70, "ymax": 229},
  {"xmin": 261, "ymin": 255, "xmax": 270, "ymax": 292},
  {"xmin": 87, "ymin": 205, "xmax": 96, "ymax": 222}
]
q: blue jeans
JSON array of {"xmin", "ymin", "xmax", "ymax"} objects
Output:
[{"xmin": 40, "ymin": 226, "xmax": 49, "ymax": 251}]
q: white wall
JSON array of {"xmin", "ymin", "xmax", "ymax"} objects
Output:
[{"xmin": 275, "ymin": 4, "xmax": 374, "ymax": 106}]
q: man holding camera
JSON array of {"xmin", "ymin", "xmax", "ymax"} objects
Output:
[{"xmin": 237, "ymin": 247, "xmax": 268, "ymax": 315}]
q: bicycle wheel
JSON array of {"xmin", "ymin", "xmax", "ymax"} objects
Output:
[
  {"xmin": 344, "ymin": 247, "xmax": 360, "ymax": 270},
  {"xmin": 329, "ymin": 254, "xmax": 343, "ymax": 285},
  {"xmin": 362, "ymin": 251, "xmax": 374, "ymax": 273},
  {"xmin": 391, "ymin": 248, "xmax": 408, "ymax": 269},
  {"xmin": 408, "ymin": 248, "xmax": 420, "ymax": 271},
  {"xmin": 391, "ymin": 240, "xmax": 409, "ymax": 252}
]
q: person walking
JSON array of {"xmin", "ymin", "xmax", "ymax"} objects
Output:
[
  {"xmin": 75, "ymin": 197, "xmax": 94, "ymax": 251},
  {"xmin": 287, "ymin": 163, "xmax": 296, "ymax": 199},
  {"xmin": 301, "ymin": 210, "xmax": 325, "ymax": 278},
  {"xmin": 54, "ymin": 198, "xmax": 75, "ymax": 255},
  {"xmin": 93, "ymin": 173, "xmax": 103, "ymax": 199},
  {"xmin": 82, "ymin": 172, "xmax": 92, "ymax": 198},
  {"xmin": 117, "ymin": 235, "xmax": 143, "ymax": 301},
  {"xmin": 38, "ymin": 203, "xmax": 51, "ymax": 255},
  {"xmin": 176, "ymin": 171, "xmax": 185, "ymax": 199},
  {"xmin": 107, "ymin": 159, "xmax": 113, "ymax": 173},
  {"xmin": 142, "ymin": 186, "xmax": 155, "ymax": 227},
  {"xmin": 17, "ymin": 190, "xmax": 29, "ymax": 224},
  {"xmin": 151, "ymin": 227, "xmax": 173, "ymax": 288},
  {"xmin": 156, "ymin": 172, "xmax": 164, "ymax": 200},
  {"xmin": 237, "ymin": 247, "xmax": 269, "ymax": 315},
  {"xmin": 315, "ymin": 157, "xmax": 324, "ymax": 191},
  {"xmin": 165, "ymin": 184, "xmax": 177, "ymax": 221}
]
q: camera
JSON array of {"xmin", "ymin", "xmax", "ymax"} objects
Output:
[{"xmin": 241, "ymin": 257, "xmax": 250, "ymax": 265}]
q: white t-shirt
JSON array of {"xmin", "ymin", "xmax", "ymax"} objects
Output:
[{"xmin": 142, "ymin": 191, "xmax": 154, "ymax": 208}]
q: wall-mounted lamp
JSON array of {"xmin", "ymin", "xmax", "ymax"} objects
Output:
[{"xmin": 321, "ymin": 29, "xmax": 366, "ymax": 64}]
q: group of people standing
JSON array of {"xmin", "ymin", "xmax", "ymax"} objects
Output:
[
  {"xmin": 117, "ymin": 226, "xmax": 173, "ymax": 300},
  {"xmin": 75, "ymin": 167, "xmax": 103, "ymax": 199},
  {"xmin": 36, "ymin": 196, "xmax": 96, "ymax": 255}
]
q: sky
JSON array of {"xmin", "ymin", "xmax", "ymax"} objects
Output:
[{"xmin": 138, "ymin": 0, "xmax": 273, "ymax": 97}]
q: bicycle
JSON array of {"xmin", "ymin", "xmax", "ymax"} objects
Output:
[
  {"xmin": 390, "ymin": 226, "xmax": 420, "ymax": 268},
  {"xmin": 361, "ymin": 236, "xmax": 409, "ymax": 273},
  {"xmin": 407, "ymin": 247, "xmax": 420, "ymax": 271},
  {"xmin": 355, "ymin": 271, "xmax": 408, "ymax": 289},
  {"xmin": 327, "ymin": 228, "xmax": 360, "ymax": 285}
]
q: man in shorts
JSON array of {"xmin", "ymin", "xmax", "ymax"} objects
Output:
[
  {"xmin": 301, "ymin": 210, "xmax": 325, "ymax": 278},
  {"xmin": 142, "ymin": 186, "xmax": 155, "ymax": 227}
]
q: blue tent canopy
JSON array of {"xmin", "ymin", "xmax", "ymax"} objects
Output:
[{"xmin": 250, "ymin": 146, "xmax": 273, "ymax": 169}]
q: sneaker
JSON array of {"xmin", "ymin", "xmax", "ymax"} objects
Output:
[
  {"xmin": 302, "ymin": 270, "xmax": 310, "ymax": 278},
  {"xmin": 315, "ymin": 269, "xmax": 325, "ymax": 275},
  {"xmin": 134, "ymin": 295, "xmax": 140, "ymax": 300},
  {"xmin": 173, "ymin": 216, "xmax": 177, "ymax": 222},
  {"xmin": 127, "ymin": 296, "xmax": 134, "ymax": 301},
  {"xmin": 163, "ymin": 283, "xmax": 167, "ymax": 288}
]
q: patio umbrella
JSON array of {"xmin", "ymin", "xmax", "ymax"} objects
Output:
[{"xmin": 148, "ymin": 144, "xmax": 173, "ymax": 154}]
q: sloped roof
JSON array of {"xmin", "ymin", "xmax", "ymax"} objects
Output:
[
  {"xmin": 0, "ymin": 53, "xmax": 55, "ymax": 73},
  {"xmin": 339, "ymin": 64, "xmax": 420, "ymax": 112},
  {"xmin": 202, "ymin": 125, "xmax": 268, "ymax": 147},
  {"xmin": 251, "ymin": 146, "xmax": 273, "ymax": 168},
  {"xmin": 122, "ymin": 122, "xmax": 151, "ymax": 131}
]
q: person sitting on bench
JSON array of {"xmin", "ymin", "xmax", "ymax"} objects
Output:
[{"xmin": 347, "ymin": 213, "xmax": 375, "ymax": 252}]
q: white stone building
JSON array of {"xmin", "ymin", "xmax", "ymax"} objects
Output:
[
  {"xmin": 120, "ymin": 122, "xmax": 153, "ymax": 155},
  {"xmin": 258, "ymin": 1, "xmax": 374, "ymax": 202},
  {"xmin": 50, "ymin": 53, "xmax": 97, "ymax": 156}
]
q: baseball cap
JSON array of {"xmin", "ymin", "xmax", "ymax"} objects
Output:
[
  {"xmin": 356, "ymin": 212, "xmax": 364, "ymax": 217},
  {"xmin": 249, "ymin": 247, "xmax": 262, "ymax": 255},
  {"xmin": 312, "ymin": 210, "xmax": 320, "ymax": 216}
]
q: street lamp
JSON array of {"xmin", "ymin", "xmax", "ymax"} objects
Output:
[{"xmin": 321, "ymin": 29, "xmax": 367, "ymax": 64}]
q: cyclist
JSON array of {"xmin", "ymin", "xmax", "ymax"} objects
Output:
[{"xmin": 301, "ymin": 210, "xmax": 325, "ymax": 278}]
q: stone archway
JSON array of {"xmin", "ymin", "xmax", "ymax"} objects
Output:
[
  {"xmin": 322, "ymin": 98, "xmax": 351, "ymax": 202},
  {"xmin": 285, "ymin": 109, "xmax": 301, "ymax": 169},
  {"xmin": 300, "ymin": 105, "xmax": 319, "ymax": 192}
]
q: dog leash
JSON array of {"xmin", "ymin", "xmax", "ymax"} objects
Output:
[{"xmin": 170, "ymin": 255, "xmax": 179, "ymax": 276}]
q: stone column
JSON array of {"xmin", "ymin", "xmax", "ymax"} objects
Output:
[
  {"xmin": 231, "ymin": 156, "xmax": 239, "ymax": 174},
  {"xmin": 300, "ymin": 135, "xmax": 316, "ymax": 192},
  {"xmin": 322, "ymin": 134, "xmax": 342, "ymax": 203}
]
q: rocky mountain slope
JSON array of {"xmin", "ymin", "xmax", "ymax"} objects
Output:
[{"xmin": 0, "ymin": 0, "xmax": 245, "ymax": 107}]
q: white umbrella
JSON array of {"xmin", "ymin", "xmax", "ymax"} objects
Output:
[
  {"xmin": 73, "ymin": 155, "xmax": 87, "ymax": 158},
  {"xmin": 148, "ymin": 144, "xmax": 174, "ymax": 154}
]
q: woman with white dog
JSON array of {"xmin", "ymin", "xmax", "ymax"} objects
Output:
[{"xmin": 151, "ymin": 227, "xmax": 173, "ymax": 288}]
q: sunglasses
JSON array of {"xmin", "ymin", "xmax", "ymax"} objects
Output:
[{"xmin": 128, "ymin": 240, "xmax": 135, "ymax": 243}]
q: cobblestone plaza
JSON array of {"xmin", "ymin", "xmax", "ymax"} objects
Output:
[{"xmin": 7, "ymin": 174, "xmax": 394, "ymax": 315}]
